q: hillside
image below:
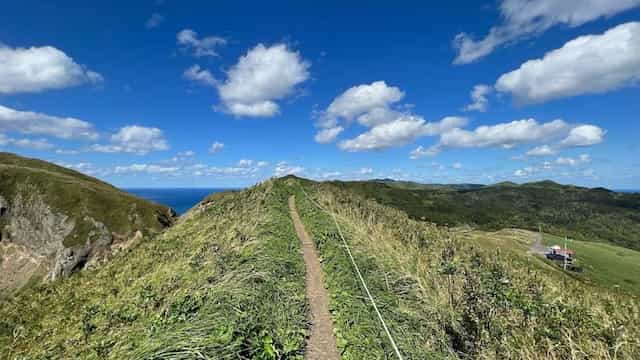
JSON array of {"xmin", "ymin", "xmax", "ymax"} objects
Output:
[
  {"xmin": 1, "ymin": 176, "xmax": 638, "ymax": 359},
  {"xmin": 0, "ymin": 152, "xmax": 176, "ymax": 295},
  {"xmin": 0, "ymin": 179, "xmax": 309, "ymax": 358},
  {"xmin": 329, "ymin": 179, "xmax": 640, "ymax": 251}
]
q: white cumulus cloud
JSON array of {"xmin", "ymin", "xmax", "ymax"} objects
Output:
[
  {"xmin": 526, "ymin": 144, "xmax": 557, "ymax": 156},
  {"xmin": 319, "ymin": 81, "xmax": 404, "ymax": 127},
  {"xmin": 410, "ymin": 145, "xmax": 440, "ymax": 159},
  {"xmin": 183, "ymin": 65, "xmax": 216, "ymax": 86},
  {"xmin": 416, "ymin": 118, "xmax": 606, "ymax": 158},
  {"xmin": 91, "ymin": 125, "xmax": 168, "ymax": 155},
  {"xmin": 464, "ymin": 84, "xmax": 492, "ymax": 112},
  {"xmin": 560, "ymin": 125, "xmax": 605, "ymax": 147},
  {"xmin": 314, "ymin": 126, "xmax": 344, "ymax": 144},
  {"xmin": 0, "ymin": 45, "xmax": 102, "ymax": 94},
  {"xmin": 177, "ymin": 29, "xmax": 226, "ymax": 57},
  {"xmin": 496, "ymin": 22, "xmax": 640, "ymax": 104},
  {"xmin": 115, "ymin": 164, "xmax": 179, "ymax": 174},
  {"xmin": 0, "ymin": 133, "xmax": 54, "ymax": 150},
  {"xmin": 216, "ymin": 43, "xmax": 310, "ymax": 117},
  {"xmin": 437, "ymin": 119, "xmax": 569, "ymax": 150},
  {"xmin": 209, "ymin": 141, "xmax": 224, "ymax": 154},
  {"xmin": 316, "ymin": 81, "xmax": 464, "ymax": 151},
  {"xmin": 453, "ymin": 0, "xmax": 640, "ymax": 64},
  {"xmin": 556, "ymin": 154, "xmax": 591, "ymax": 166},
  {"xmin": 274, "ymin": 161, "xmax": 304, "ymax": 177},
  {"xmin": 339, "ymin": 115, "xmax": 467, "ymax": 152},
  {"xmin": 0, "ymin": 105, "xmax": 99, "ymax": 140}
]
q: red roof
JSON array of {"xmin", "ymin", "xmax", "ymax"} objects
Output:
[{"xmin": 553, "ymin": 248, "xmax": 575, "ymax": 255}]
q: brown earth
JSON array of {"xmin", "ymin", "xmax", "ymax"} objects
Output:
[{"xmin": 288, "ymin": 195, "xmax": 341, "ymax": 360}]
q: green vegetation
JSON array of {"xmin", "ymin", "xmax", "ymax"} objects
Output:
[
  {"xmin": 294, "ymin": 178, "xmax": 639, "ymax": 359},
  {"xmin": 2, "ymin": 175, "xmax": 639, "ymax": 359},
  {"xmin": 0, "ymin": 152, "xmax": 174, "ymax": 247},
  {"xmin": 330, "ymin": 179, "xmax": 640, "ymax": 251},
  {"xmin": 0, "ymin": 180, "xmax": 309, "ymax": 359},
  {"xmin": 542, "ymin": 233, "xmax": 640, "ymax": 293},
  {"xmin": 293, "ymin": 185, "xmax": 449, "ymax": 359}
]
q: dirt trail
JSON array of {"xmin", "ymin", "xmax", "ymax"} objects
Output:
[{"xmin": 288, "ymin": 195, "xmax": 341, "ymax": 360}]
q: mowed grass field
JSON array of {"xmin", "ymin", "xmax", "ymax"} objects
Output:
[
  {"xmin": 458, "ymin": 228, "xmax": 640, "ymax": 294},
  {"xmin": 542, "ymin": 233, "xmax": 640, "ymax": 294}
]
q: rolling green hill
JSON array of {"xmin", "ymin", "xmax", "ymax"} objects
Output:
[
  {"xmin": 329, "ymin": 179, "xmax": 640, "ymax": 251},
  {"xmin": 0, "ymin": 152, "xmax": 176, "ymax": 294},
  {"xmin": 1, "ymin": 176, "xmax": 638, "ymax": 359},
  {"xmin": 541, "ymin": 233, "xmax": 640, "ymax": 293}
]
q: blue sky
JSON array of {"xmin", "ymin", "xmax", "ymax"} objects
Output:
[{"xmin": 1, "ymin": 0, "xmax": 639, "ymax": 188}]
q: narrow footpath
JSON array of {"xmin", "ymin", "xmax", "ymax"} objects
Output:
[{"xmin": 288, "ymin": 195, "xmax": 341, "ymax": 360}]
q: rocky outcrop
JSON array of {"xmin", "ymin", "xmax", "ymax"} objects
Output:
[
  {"xmin": 0, "ymin": 190, "xmax": 166, "ymax": 294},
  {"xmin": 0, "ymin": 152, "xmax": 177, "ymax": 295},
  {"xmin": 1, "ymin": 191, "xmax": 74, "ymax": 255}
]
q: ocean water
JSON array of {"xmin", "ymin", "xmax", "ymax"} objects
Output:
[{"xmin": 124, "ymin": 188, "xmax": 229, "ymax": 215}]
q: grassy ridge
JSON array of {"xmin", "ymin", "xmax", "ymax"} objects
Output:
[
  {"xmin": 2, "ymin": 175, "xmax": 639, "ymax": 359},
  {"xmin": 294, "ymin": 178, "xmax": 640, "ymax": 359},
  {"xmin": 0, "ymin": 180, "xmax": 308, "ymax": 359},
  {"xmin": 0, "ymin": 152, "xmax": 174, "ymax": 248},
  {"xmin": 330, "ymin": 180, "xmax": 640, "ymax": 251},
  {"xmin": 294, "ymin": 184, "xmax": 450, "ymax": 359}
]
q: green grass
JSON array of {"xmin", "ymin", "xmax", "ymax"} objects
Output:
[
  {"xmin": 0, "ymin": 180, "xmax": 309, "ymax": 359},
  {"xmin": 542, "ymin": 233, "xmax": 640, "ymax": 293},
  {"xmin": 0, "ymin": 152, "xmax": 174, "ymax": 248},
  {"xmin": 330, "ymin": 179, "xmax": 640, "ymax": 251},
  {"xmin": 2, "ymin": 175, "xmax": 639, "ymax": 359},
  {"xmin": 293, "ymin": 186, "xmax": 450, "ymax": 359},
  {"xmin": 291, "ymin": 177, "xmax": 640, "ymax": 359}
]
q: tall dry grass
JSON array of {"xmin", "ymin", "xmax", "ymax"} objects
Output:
[{"xmin": 302, "ymin": 181, "xmax": 640, "ymax": 359}]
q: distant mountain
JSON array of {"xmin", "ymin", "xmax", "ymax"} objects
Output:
[
  {"xmin": 0, "ymin": 152, "xmax": 176, "ymax": 295},
  {"xmin": 333, "ymin": 179, "xmax": 640, "ymax": 251},
  {"xmin": 367, "ymin": 178, "xmax": 485, "ymax": 191}
]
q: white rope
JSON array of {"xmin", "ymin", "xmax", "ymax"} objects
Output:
[{"xmin": 299, "ymin": 186, "xmax": 404, "ymax": 360}]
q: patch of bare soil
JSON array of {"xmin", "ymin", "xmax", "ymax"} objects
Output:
[{"xmin": 288, "ymin": 195, "xmax": 340, "ymax": 360}]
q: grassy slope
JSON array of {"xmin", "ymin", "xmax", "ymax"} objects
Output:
[
  {"xmin": 294, "ymin": 179, "xmax": 639, "ymax": 359},
  {"xmin": 330, "ymin": 180, "xmax": 640, "ymax": 251},
  {"xmin": 542, "ymin": 233, "xmax": 640, "ymax": 294},
  {"xmin": 0, "ymin": 180, "xmax": 308, "ymax": 359},
  {"xmin": 0, "ymin": 153, "xmax": 173, "ymax": 247},
  {"xmin": 293, "ymin": 184, "xmax": 450, "ymax": 359},
  {"xmin": 2, "ymin": 176, "xmax": 639, "ymax": 359}
]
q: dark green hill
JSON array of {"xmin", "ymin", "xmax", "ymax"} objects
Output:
[
  {"xmin": 331, "ymin": 179, "xmax": 640, "ymax": 251},
  {"xmin": 0, "ymin": 152, "xmax": 176, "ymax": 294}
]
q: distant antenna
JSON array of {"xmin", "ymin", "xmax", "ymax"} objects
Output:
[{"xmin": 563, "ymin": 236, "xmax": 568, "ymax": 271}]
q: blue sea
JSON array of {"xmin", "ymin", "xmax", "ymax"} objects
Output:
[{"xmin": 124, "ymin": 188, "xmax": 230, "ymax": 215}]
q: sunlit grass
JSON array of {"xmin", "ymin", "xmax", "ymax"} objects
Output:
[
  {"xmin": 296, "ymin": 178, "xmax": 640, "ymax": 359},
  {"xmin": 542, "ymin": 233, "xmax": 640, "ymax": 293},
  {"xmin": 0, "ymin": 180, "xmax": 308, "ymax": 359}
]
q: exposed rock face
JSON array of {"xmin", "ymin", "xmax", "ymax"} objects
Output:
[
  {"xmin": 0, "ymin": 190, "xmax": 163, "ymax": 294},
  {"xmin": 0, "ymin": 152, "xmax": 177, "ymax": 296},
  {"xmin": 2, "ymin": 191, "xmax": 74, "ymax": 255}
]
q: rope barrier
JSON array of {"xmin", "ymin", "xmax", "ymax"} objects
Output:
[{"xmin": 299, "ymin": 185, "xmax": 404, "ymax": 360}]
